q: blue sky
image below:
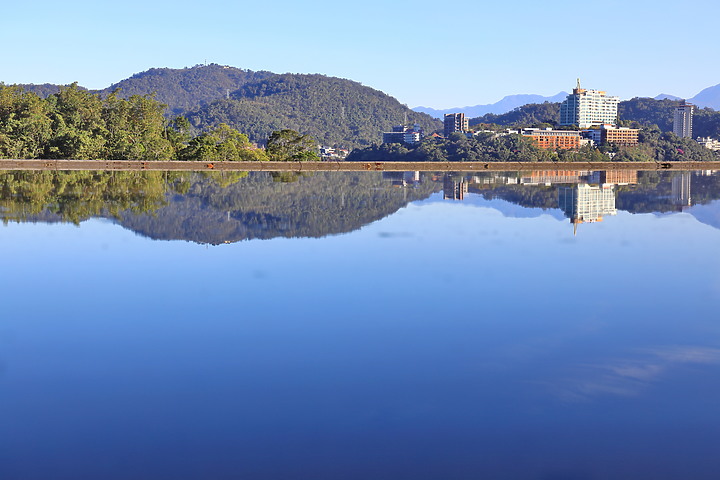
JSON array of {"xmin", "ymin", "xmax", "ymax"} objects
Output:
[{"xmin": 2, "ymin": 0, "xmax": 719, "ymax": 108}]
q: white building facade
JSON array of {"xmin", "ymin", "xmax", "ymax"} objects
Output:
[
  {"xmin": 559, "ymin": 81, "xmax": 620, "ymax": 128},
  {"xmin": 673, "ymin": 103, "xmax": 694, "ymax": 138}
]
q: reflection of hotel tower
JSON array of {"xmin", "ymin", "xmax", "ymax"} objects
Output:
[
  {"xmin": 558, "ymin": 184, "xmax": 617, "ymax": 234},
  {"xmin": 671, "ymin": 172, "xmax": 692, "ymax": 207},
  {"xmin": 443, "ymin": 175, "xmax": 468, "ymax": 200}
]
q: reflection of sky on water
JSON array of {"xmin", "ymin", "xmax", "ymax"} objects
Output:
[{"xmin": 1, "ymin": 191, "xmax": 720, "ymax": 479}]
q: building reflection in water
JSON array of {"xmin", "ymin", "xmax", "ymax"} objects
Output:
[
  {"xmin": 672, "ymin": 172, "xmax": 692, "ymax": 208},
  {"xmin": 440, "ymin": 170, "xmax": 641, "ymax": 234},
  {"xmin": 428, "ymin": 170, "xmax": 717, "ymax": 233},
  {"xmin": 558, "ymin": 183, "xmax": 618, "ymax": 235},
  {"xmin": 382, "ymin": 171, "xmax": 421, "ymax": 188},
  {"xmin": 443, "ymin": 175, "xmax": 468, "ymax": 200}
]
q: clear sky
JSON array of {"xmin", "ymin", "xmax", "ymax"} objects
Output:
[{"xmin": 2, "ymin": 0, "xmax": 718, "ymax": 109}]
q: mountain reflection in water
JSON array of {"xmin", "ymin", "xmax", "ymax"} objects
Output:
[{"xmin": 2, "ymin": 169, "xmax": 720, "ymax": 243}]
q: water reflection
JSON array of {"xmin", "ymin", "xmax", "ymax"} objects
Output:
[
  {"xmin": 2, "ymin": 169, "xmax": 720, "ymax": 244},
  {"xmin": 2, "ymin": 169, "xmax": 720, "ymax": 479}
]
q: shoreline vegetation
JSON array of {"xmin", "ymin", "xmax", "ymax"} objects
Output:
[
  {"xmin": 3, "ymin": 82, "xmax": 719, "ymax": 165},
  {"xmin": 1, "ymin": 159, "xmax": 719, "ymax": 172},
  {"xmin": 0, "ymin": 84, "xmax": 318, "ymax": 162},
  {"xmin": 345, "ymin": 129, "xmax": 720, "ymax": 163}
]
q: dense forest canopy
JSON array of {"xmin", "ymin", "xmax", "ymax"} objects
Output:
[
  {"xmin": 99, "ymin": 65, "xmax": 275, "ymax": 115},
  {"xmin": 0, "ymin": 83, "xmax": 323, "ymax": 161},
  {"xmin": 185, "ymin": 73, "xmax": 441, "ymax": 148},
  {"xmin": 470, "ymin": 102, "xmax": 562, "ymax": 128}
]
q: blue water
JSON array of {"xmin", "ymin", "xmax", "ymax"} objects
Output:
[{"xmin": 1, "ymin": 173, "xmax": 719, "ymax": 479}]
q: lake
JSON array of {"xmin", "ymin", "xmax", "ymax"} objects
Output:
[{"xmin": 1, "ymin": 169, "xmax": 719, "ymax": 479}]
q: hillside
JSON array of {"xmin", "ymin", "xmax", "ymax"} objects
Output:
[
  {"xmin": 12, "ymin": 65, "xmax": 275, "ymax": 115},
  {"xmin": 98, "ymin": 64, "xmax": 275, "ymax": 115},
  {"xmin": 469, "ymin": 102, "xmax": 562, "ymax": 127},
  {"xmin": 619, "ymin": 97, "xmax": 720, "ymax": 138},
  {"xmin": 185, "ymin": 73, "xmax": 442, "ymax": 148}
]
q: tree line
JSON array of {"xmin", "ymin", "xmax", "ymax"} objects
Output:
[
  {"xmin": 0, "ymin": 84, "xmax": 318, "ymax": 161},
  {"xmin": 347, "ymin": 129, "xmax": 719, "ymax": 163}
]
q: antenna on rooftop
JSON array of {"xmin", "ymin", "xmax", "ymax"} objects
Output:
[
  {"xmin": 404, "ymin": 111, "xmax": 408, "ymax": 125},
  {"xmin": 577, "ymin": 78, "xmax": 581, "ymax": 90}
]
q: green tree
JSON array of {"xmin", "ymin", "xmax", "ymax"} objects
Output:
[
  {"xmin": 46, "ymin": 83, "xmax": 106, "ymax": 159},
  {"xmin": 178, "ymin": 123, "xmax": 269, "ymax": 161},
  {"xmin": 266, "ymin": 129, "xmax": 319, "ymax": 161},
  {"xmin": 0, "ymin": 85, "xmax": 53, "ymax": 159}
]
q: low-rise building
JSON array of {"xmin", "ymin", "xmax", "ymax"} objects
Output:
[
  {"xmin": 521, "ymin": 128, "xmax": 581, "ymax": 150},
  {"xmin": 319, "ymin": 146, "xmax": 349, "ymax": 159},
  {"xmin": 382, "ymin": 124, "xmax": 424, "ymax": 144},
  {"xmin": 697, "ymin": 137, "xmax": 720, "ymax": 151},
  {"xmin": 583, "ymin": 125, "xmax": 639, "ymax": 147}
]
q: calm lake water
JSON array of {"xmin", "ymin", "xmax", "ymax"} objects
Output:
[{"xmin": 1, "ymin": 169, "xmax": 719, "ymax": 480}]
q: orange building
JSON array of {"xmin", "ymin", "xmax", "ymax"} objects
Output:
[
  {"xmin": 522, "ymin": 128, "xmax": 581, "ymax": 150},
  {"xmin": 601, "ymin": 126, "xmax": 639, "ymax": 146}
]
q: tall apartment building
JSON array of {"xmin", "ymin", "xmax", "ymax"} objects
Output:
[
  {"xmin": 673, "ymin": 103, "xmax": 694, "ymax": 138},
  {"xmin": 444, "ymin": 113, "xmax": 468, "ymax": 137},
  {"xmin": 559, "ymin": 80, "xmax": 620, "ymax": 128}
]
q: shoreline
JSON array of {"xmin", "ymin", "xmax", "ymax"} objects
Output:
[{"xmin": 1, "ymin": 159, "xmax": 719, "ymax": 172}]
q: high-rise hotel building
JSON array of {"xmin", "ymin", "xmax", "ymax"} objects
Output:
[
  {"xmin": 559, "ymin": 80, "xmax": 620, "ymax": 128},
  {"xmin": 673, "ymin": 102, "xmax": 694, "ymax": 138}
]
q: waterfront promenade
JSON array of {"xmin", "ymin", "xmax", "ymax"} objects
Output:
[{"xmin": 2, "ymin": 160, "xmax": 719, "ymax": 172}]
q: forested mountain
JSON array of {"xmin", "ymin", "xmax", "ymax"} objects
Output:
[
  {"xmin": 97, "ymin": 64, "xmax": 275, "ymax": 115},
  {"xmin": 469, "ymin": 102, "xmax": 562, "ymax": 127},
  {"xmin": 184, "ymin": 74, "xmax": 441, "ymax": 148},
  {"xmin": 617, "ymin": 97, "xmax": 681, "ymax": 131},
  {"xmin": 12, "ymin": 65, "xmax": 274, "ymax": 114},
  {"xmin": 8, "ymin": 66, "xmax": 440, "ymax": 149},
  {"xmin": 618, "ymin": 97, "xmax": 720, "ymax": 138}
]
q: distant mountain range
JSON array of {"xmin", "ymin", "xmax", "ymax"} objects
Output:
[
  {"xmin": 654, "ymin": 84, "xmax": 720, "ymax": 109},
  {"xmin": 413, "ymin": 92, "xmax": 569, "ymax": 119},
  {"xmin": 688, "ymin": 83, "xmax": 720, "ymax": 109},
  {"xmin": 654, "ymin": 94, "xmax": 682, "ymax": 101}
]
